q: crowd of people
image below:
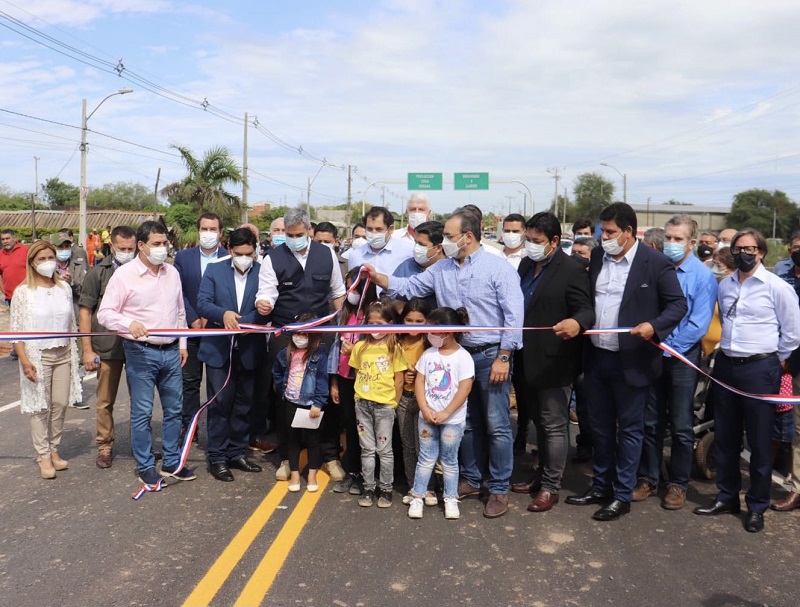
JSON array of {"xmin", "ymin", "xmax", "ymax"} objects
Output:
[{"xmin": 3, "ymin": 194, "xmax": 800, "ymax": 532}]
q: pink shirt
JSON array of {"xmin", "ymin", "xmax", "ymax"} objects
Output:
[{"xmin": 97, "ymin": 255, "xmax": 188, "ymax": 348}]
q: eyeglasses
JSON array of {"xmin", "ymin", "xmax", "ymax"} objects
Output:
[
  {"xmin": 731, "ymin": 245, "xmax": 759, "ymax": 255},
  {"xmin": 442, "ymin": 231, "xmax": 465, "ymax": 240}
]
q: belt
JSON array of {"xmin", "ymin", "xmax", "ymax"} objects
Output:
[
  {"xmin": 140, "ymin": 340, "xmax": 178, "ymax": 350},
  {"xmin": 721, "ymin": 351, "xmax": 777, "ymax": 365},
  {"xmin": 463, "ymin": 342, "xmax": 500, "ymax": 354}
]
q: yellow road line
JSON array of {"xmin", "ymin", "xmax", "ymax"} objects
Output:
[{"xmin": 234, "ymin": 470, "xmax": 330, "ymax": 607}]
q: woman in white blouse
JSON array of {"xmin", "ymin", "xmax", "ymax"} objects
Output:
[{"xmin": 11, "ymin": 239, "xmax": 82, "ymax": 479}]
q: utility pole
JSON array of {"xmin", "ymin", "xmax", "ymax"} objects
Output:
[
  {"xmin": 547, "ymin": 168, "xmax": 562, "ymax": 218},
  {"xmin": 242, "ymin": 112, "xmax": 249, "ymax": 223},
  {"xmin": 346, "ymin": 164, "xmax": 352, "ymax": 234},
  {"xmin": 154, "ymin": 168, "xmax": 161, "ymax": 218},
  {"xmin": 33, "ymin": 156, "xmax": 40, "ymax": 206},
  {"xmin": 30, "ymin": 194, "xmax": 37, "ymax": 240}
]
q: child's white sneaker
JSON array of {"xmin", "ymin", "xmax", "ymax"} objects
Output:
[
  {"xmin": 444, "ymin": 497, "xmax": 460, "ymax": 520},
  {"xmin": 408, "ymin": 497, "xmax": 424, "ymax": 519}
]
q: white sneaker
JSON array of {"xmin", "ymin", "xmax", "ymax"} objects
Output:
[
  {"xmin": 402, "ymin": 492, "xmax": 414, "ymax": 505},
  {"xmin": 275, "ymin": 460, "xmax": 290, "ymax": 481},
  {"xmin": 444, "ymin": 497, "xmax": 460, "ymax": 520},
  {"xmin": 408, "ymin": 497, "xmax": 424, "ymax": 519}
]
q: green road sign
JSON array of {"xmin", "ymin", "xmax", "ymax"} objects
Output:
[
  {"xmin": 454, "ymin": 172, "xmax": 489, "ymax": 190},
  {"xmin": 407, "ymin": 173, "xmax": 443, "ymax": 190}
]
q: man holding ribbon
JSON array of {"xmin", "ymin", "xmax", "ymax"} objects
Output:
[{"xmin": 347, "ymin": 207, "xmax": 414, "ymax": 277}]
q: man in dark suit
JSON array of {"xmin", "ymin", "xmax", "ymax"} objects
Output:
[
  {"xmin": 174, "ymin": 212, "xmax": 224, "ymax": 441},
  {"xmin": 197, "ymin": 228, "xmax": 268, "ymax": 481},
  {"xmin": 510, "ymin": 212, "xmax": 595, "ymax": 512},
  {"xmin": 565, "ymin": 203, "xmax": 687, "ymax": 521}
]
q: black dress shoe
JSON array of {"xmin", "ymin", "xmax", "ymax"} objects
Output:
[
  {"xmin": 228, "ymin": 457, "xmax": 263, "ymax": 473},
  {"xmin": 744, "ymin": 511, "xmax": 764, "ymax": 533},
  {"xmin": 592, "ymin": 499, "xmax": 631, "ymax": 521},
  {"xmin": 210, "ymin": 463, "xmax": 234, "ymax": 482},
  {"xmin": 693, "ymin": 499, "xmax": 741, "ymax": 516},
  {"xmin": 565, "ymin": 489, "xmax": 612, "ymax": 506}
]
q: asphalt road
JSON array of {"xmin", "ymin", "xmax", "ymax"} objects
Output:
[{"xmin": 0, "ymin": 350, "xmax": 797, "ymax": 607}]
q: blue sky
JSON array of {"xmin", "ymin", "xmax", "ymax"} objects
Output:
[{"xmin": 1, "ymin": 0, "xmax": 799, "ymax": 217}]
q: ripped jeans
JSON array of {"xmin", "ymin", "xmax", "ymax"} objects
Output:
[
  {"xmin": 355, "ymin": 399, "xmax": 396, "ymax": 492},
  {"xmin": 412, "ymin": 418, "xmax": 465, "ymax": 500}
]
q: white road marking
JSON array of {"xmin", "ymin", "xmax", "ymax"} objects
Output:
[{"xmin": 0, "ymin": 372, "xmax": 97, "ymax": 413}]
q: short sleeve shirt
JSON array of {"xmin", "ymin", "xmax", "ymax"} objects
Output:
[
  {"xmin": 349, "ymin": 341, "xmax": 408, "ymax": 406},
  {"xmin": 415, "ymin": 346, "xmax": 475, "ymax": 425}
]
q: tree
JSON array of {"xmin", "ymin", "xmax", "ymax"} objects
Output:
[
  {"xmin": 726, "ymin": 189, "xmax": 799, "ymax": 241},
  {"xmin": 42, "ymin": 177, "xmax": 80, "ymax": 209},
  {"xmin": 164, "ymin": 202, "xmax": 199, "ymax": 246},
  {"xmin": 88, "ymin": 181, "xmax": 159, "ymax": 211},
  {"xmin": 160, "ymin": 145, "xmax": 245, "ymax": 226},
  {"xmin": 569, "ymin": 172, "xmax": 615, "ymax": 223},
  {"xmin": 0, "ymin": 185, "xmax": 47, "ymax": 210}
]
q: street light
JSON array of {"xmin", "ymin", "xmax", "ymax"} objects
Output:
[
  {"xmin": 361, "ymin": 180, "xmax": 383, "ymax": 218},
  {"xmin": 510, "ymin": 180, "xmax": 534, "ymax": 216},
  {"xmin": 600, "ymin": 162, "xmax": 627, "ymax": 204},
  {"xmin": 80, "ymin": 88, "xmax": 134, "ymax": 248}
]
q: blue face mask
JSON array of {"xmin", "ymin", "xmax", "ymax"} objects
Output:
[
  {"xmin": 272, "ymin": 234, "xmax": 286, "ymax": 247},
  {"xmin": 56, "ymin": 249, "xmax": 72, "ymax": 262},
  {"xmin": 285, "ymin": 235, "xmax": 308, "ymax": 252},
  {"xmin": 663, "ymin": 242, "xmax": 686, "ymax": 263}
]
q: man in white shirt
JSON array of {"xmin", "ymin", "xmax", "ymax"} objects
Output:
[
  {"xmin": 347, "ymin": 207, "xmax": 414, "ymax": 276},
  {"xmin": 501, "ymin": 213, "xmax": 526, "ymax": 271},
  {"xmin": 399, "ymin": 193, "xmax": 433, "ymax": 243}
]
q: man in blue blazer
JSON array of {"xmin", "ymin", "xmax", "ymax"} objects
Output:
[
  {"xmin": 197, "ymin": 228, "xmax": 268, "ymax": 481},
  {"xmin": 174, "ymin": 212, "xmax": 224, "ymax": 439},
  {"xmin": 566, "ymin": 203, "xmax": 687, "ymax": 521}
]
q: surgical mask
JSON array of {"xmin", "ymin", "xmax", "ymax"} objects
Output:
[
  {"xmin": 408, "ymin": 212, "xmax": 427, "ymax": 229},
  {"xmin": 56, "ymin": 250, "xmax": 72, "ymax": 262},
  {"xmin": 427, "ymin": 333, "xmax": 445, "ymax": 348},
  {"xmin": 285, "ymin": 235, "xmax": 308, "ymax": 252},
  {"xmin": 525, "ymin": 241, "xmax": 550, "ymax": 262},
  {"xmin": 351, "ymin": 237, "xmax": 367, "ymax": 249},
  {"xmin": 114, "ymin": 250, "xmax": 135, "ymax": 265},
  {"xmin": 663, "ymin": 242, "xmax": 686, "ymax": 263},
  {"xmin": 733, "ymin": 251, "xmax": 758, "ymax": 273},
  {"xmin": 198, "ymin": 231, "xmax": 219, "ymax": 250},
  {"xmin": 366, "ymin": 231, "xmax": 387, "ymax": 250},
  {"xmin": 441, "ymin": 234, "xmax": 465, "ymax": 259},
  {"xmin": 791, "ymin": 251, "xmax": 800, "ymax": 268},
  {"xmin": 145, "ymin": 245, "xmax": 168, "ymax": 266},
  {"xmin": 320, "ymin": 242, "xmax": 335, "ymax": 251},
  {"xmin": 602, "ymin": 234, "xmax": 627, "ymax": 256},
  {"xmin": 292, "ymin": 335, "xmax": 309, "ymax": 349},
  {"xmin": 413, "ymin": 243, "xmax": 433, "ymax": 266},
  {"xmin": 347, "ymin": 291, "xmax": 362, "ymax": 306},
  {"xmin": 370, "ymin": 332, "xmax": 385, "ymax": 340},
  {"xmin": 233, "ymin": 255, "xmax": 254, "ymax": 273},
  {"xmin": 35, "ymin": 260, "xmax": 57, "ymax": 278},
  {"xmin": 272, "ymin": 234, "xmax": 286, "ymax": 247},
  {"xmin": 697, "ymin": 244, "xmax": 714, "ymax": 259},
  {"xmin": 503, "ymin": 233, "xmax": 523, "ymax": 249},
  {"xmin": 717, "ymin": 242, "xmax": 730, "ymax": 251}
]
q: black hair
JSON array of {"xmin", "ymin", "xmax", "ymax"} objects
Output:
[
  {"xmin": 365, "ymin": 297, "xmax": 399, "ymax": 355},
  {"xmin": 352, "ymin": 222, "xmax": 365, "ymax": 236},
  {"xmin": 732, "ymin": 228, "xmax": 768, "ymax": 255},
  {"xmin": 572, "ymin": 218, "xmax": 594, "ymax": 234},
  {"xmin": 400, "ymin": 297, "xmax": 431, "ymax": 321},
  {"xmin": 414, "ymin": 220, "xmax": 444, "ymax": 246},
  {"xmin": 228, "ymin": 227, "xmax": 257, "ymax": 249},
  {"xmin": 503, "ymin": 213, "xmax": 526, "ymax": 226},
  {"xmin": 461, "ymin": 204, "xmax": 483, "ymax": 222},
  {"xmin": 136, "ymin": 221, "xmax": 168, "ymax": 245},
  {"xmin": 197, "ymin": 212, "xmax": 223, "ymax": 231},
  {"xmin": 363, "ymin": 206, "xmax": 394, "ymax": 227},
  {"xmin": 341, "ymin": 266, "xmax": 378, "ymax": 322},
  {"xmin": 426, "ymin": 306, "xmax": 470, "ymax": 344},
  {"xmin": 599, "ymin": 202, "xmax": 637, "ymax": 235},
  {"xmin": 315, "ymin": 221, "xmax": 338, "ymax": 238},
  {"xmin": 110, "ymin": 225, "xmax": 136, "ymax": 242},
  {"xmin": 525, "ymin": 212, "xmax": 562, "ymax": 242}
]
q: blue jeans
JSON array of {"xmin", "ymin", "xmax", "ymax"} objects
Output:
[
  {"xmin": 459, "ymin": 346, "xmax": 513, "ymax": 494},
  {"xmin": 123, "ymin": 341, "xmax": 183, "ymax": 472},
  {"xmin": 639, "ymin": 344, "xmax": 701, "ymax": 488},
  {"xmin": 412, "ymin": 419, "xmax": 465, "ymax": 499}
]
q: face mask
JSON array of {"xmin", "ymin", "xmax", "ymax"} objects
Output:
[
  {"xmin": 503, "ymin": 233, "xmax": 523, "ymax": 249},
  {"xmin": 733, "ymin": 251, "xmax": 758, "ymax": 273},
  {"xmin": 366, "ymin": 231, "xmax": 387, "ymax": 250},
  {"xmin": 442, "ymin": 234, "xmax": 465, "ymax": 259},
  {"xmin": 114, "ymin": 250, "xmax": 135, "ymax": 265},
  {"xmin": 525, "ymin": 241, "xmax": 550, "ymax": 262},
  {"xmin": 320, "ymin": 242, "xmax": 335, "ymax": 251},
  {"xmin": 351, "ymin": 237, "xmax": 367, "ymax": 249},
  {"xmin": 292, "ymin": 335, "xmax": 309, "ymax": 349},
  {"xmin": 145, "ymin": 245, "xmax": 168, "ymax": 266},
  {"xmin": 370, "ymin": 332, "xmax": 384, "ymax": 340},
  {"xmin": 408, "ymin": 212, "xmax": 428, "ymax": 229},
  {"xmin": 663, "ymin": 242, "xmax": 686, "ymax": 263},
  {"xmin": 198, "ymin": 231, "xmax": 219, "ymax": 250},
  {"xmin": 602, "ymin": 234, "xmax": 627, "ymax": 256},
  {"xmin": 285, "ymin": 235, "xmax": 308, "ymax": 252},
  {"xmin": 233, "ymin": 255, "xmax": 254, "ymax": 272},
  {"xmin": 347, "ymin": 291, "xmax": 362, "ymax": 306},
  {"xmin": 717, "ymin": 242, "xmax": 730, "ymax": 251},
  {"xmin": 791, "ymin": 251, "xmax": 800, "ymax": 267},
  {"xmin": 571, "ymin": 253, "xmax": 590, "ymax": 268},
  {"xmin": 712, "ymin": 265, "xmax": 727, "ymax": 280},
  {"xmin": 56, "ymin": 250, "xmax": 72, "ymax": 262},
  {"xmin": 427, "ymin": 333, "xmax": 445, "ymax": 348},
  {"xmin": 35, "ymin": 260, "xmax": 57, "ymax": 278},
  {"xmin": 272, "ymin": 234, "xmax": 286, "ymax": 247},
  {"xmin": 413, "ymin": 243, "xmax": 433, "ymax": 266},
  {"xmin": 697, "ymin": 244, "xmax": 714, "ymax": 259}
]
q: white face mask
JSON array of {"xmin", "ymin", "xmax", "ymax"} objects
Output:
[
  {"xmin": 351, "ymin": 237, "xmax": 367, "ymax": 249},
  {"xmin": 321, "ymin": 242, "xmax": 335, "ymax": 251},
  {"xmin": 114, "ymin": 250, "xmax": 135, "ymax": 265},
  {"xmin": 503, "ymin": 232, "xmax": 523, "ymax": 250},
  {"xmin": 525, "ymin": 241, "xmax": 550, "ymax": 262},
  {"xmin": 408, "ymin": 212, "xmax": 428, "ymax": 229},
  {"xmin": 602, "ymin": 234, "xmax": 627, "ymax": 256},
  {"xmin": 35, "ymin": 260, "xmax": 57, "ymax": 278},
  {"xmin": 199, "ymin": 231, "xmax": 219, "ymax": 250},
  {"xmin": 292, "ymin": 335, "xmax": 309, "ymax": 349},
  {"xmin": 413, "ymin": 243, "xmax": 433, "ymax": 266},
  {"xmin": 427, "ymin": 333, "xmax": 445, "ymax": 348},
  {"xmin": 145, "ymin": 245, "xmax": 169, "ymax": 266},
  {"xmin": 233, "ymin": 255, "xmax": 254, "ymax": 272},
  {"xmin": 441, "ymin": 234, "xmax": 465, "ymax": 259},
  {"xmin": 347, "ymin": 291, "xmax": 362, "ymax": 306},
  {"xmin": 717, "ymin": 242, "xmax": 730, "ymax": 251},
  {"xmin": 366, "ymin": 231, "xmax": 388, "ymax": 250},
  {"xmin": 370, "ymin": 332, "xmax": 385, "ymax": 339}
]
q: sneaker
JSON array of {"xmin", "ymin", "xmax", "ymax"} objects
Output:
[
  {"xmin": 348, "ymin": 476, "xmax": 364, "ymax": 496},
  {"xmin": 358, "ymin": 489, "xmax": 375, "ymax": 507},
  {"xmin": 402, "ymin": 492, "xmax": 414, "ymax": 505},
  {"xmin": 333, "ymin": 475, "xmax": 355, "ymax": 494},
  {"xmin": 160, "ymin": 464, "xmax": 197, "ymax": 481},
  {"xmin": 138, "ymin": 466, "xmax": 161, "ymax": 485},
  {"xmin": 444, "ymin": 497, "xmax": 460, "ymax": 520},
  {"xmin": 408, "ymin": 497, "xmax": 424, "ymax": 518},
  {"xmin": 632, "ymin": 478, "xmax": 657, "ymax": 502},
  {"xmin": 70, "ymin": 401, "xmax": 90, "ymax": 410},
  {"xmin": 324, "ymin": 460, "xmax": 346, "ymax": 482},
  {"xmin": 275, "ymin": 460, "xmax": 290, "ymax": 481},
  {"xmin": 377, "ymin": 489, "xmax": 393, "ymax": 508},
  {"xmin": 424, "ymin": 492, "xmax": 439, "ymax": 507}
]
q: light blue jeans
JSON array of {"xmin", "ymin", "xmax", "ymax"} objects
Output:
[{"xmin": 412, "ymin": 418, "xmax": 465, "ymax": 499}]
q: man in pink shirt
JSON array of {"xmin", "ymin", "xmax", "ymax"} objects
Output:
[{"xmin": 98, "ymin": 221, "xmax": 193, "ymax": 486}]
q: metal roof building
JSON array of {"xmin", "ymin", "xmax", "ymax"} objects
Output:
[{"xmin": 0, "ymin": 210, "xmax": 163, "ymax": 231}]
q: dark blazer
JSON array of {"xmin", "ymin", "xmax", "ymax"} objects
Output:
[
  {"xmin": 196, "ymin": 259, "xmax": 267, "ymax": 370},
  {"xmin": 174, "ymin": 246, "xmax": 207, "ymax": 326},
  {"xmin": 519, "ymin": 249, "xmax": 595, "ymax": 388},
  {"xmin": 588, "ymin": 241, "xmax": 688, "ymax": 387}
]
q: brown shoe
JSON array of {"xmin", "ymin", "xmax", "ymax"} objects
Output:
[
  {"xmin": 771, "ymin": 492, "xmax": 800, "ymax": 512},
  {"xmin": 249, "ymin": 439, "xmax": 277, "ymax": 454},
  {"xmin": 484, "ymin": 493, "xmax": 509, "ymax": 518},
  {"xmin": 527, "ymin": 489, "xmax": 559, "ymax": 512},
  {"xmin": 661, "ymin": 484, "xmax": 686, "ymax": 510},
  {"xmin": 457, "ymin": 479, "xmax": 481, "ymax": 499},
  {"xmin": 632, "ymin": 478, "xmax": 657, "ymax": 502},
  {"xmin": 50, "ymin": 450, "xmax": 69, "ymax": 471},
  {"xmin": 510, "ymin": 476, "xmax": 542, "ymax": 494},
  {"xmin": 96, "ymin": 450, "xmax": 113, "ymax": 469}
]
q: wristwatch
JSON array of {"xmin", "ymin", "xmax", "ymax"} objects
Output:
[{"xmin": 497, "ymin": 354, "xmax": 510, "ymax": 363}]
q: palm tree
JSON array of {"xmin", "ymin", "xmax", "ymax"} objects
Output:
[{"xmin": 161, "ymin": 145, "xmax": 245, "ymax": 232}]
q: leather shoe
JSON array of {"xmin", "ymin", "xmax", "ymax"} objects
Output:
[
  {"xmin": 770, "ymin": 492, "xmax": 800, "ymax": 512},
  {"xmin": 527, "ymin": 489, "xmax": 559, "ymax": 512},
  {"xmin": 483, "ymin": 493, "xmax": 509, "ymax": 518},
  {"xmin": 210, "ymin": 463, "xmax": 234, "ymax": 482},
  {"xmin": 744, "ymin": 511, "xmax": 764, "ymax": 533},
  {"xmin": 693, "ymin": 499, "xmax": 741, "ymax": 516},
  {"xmin": 592, "ymin": 499, "xmax": 631, "ymax": 521},
  {"xmin": 511, "ymin": 476, "xmax": 542, "ymax": 494},
  {"xmin": 228, "ymin": 457, "xmax": 262, "ymax": 473},
  {"xmin": 565, "ymin": 489, "xmax": 612, "ymax": 506}
]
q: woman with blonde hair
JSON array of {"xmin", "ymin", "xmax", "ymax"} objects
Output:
[{"xmin": 11, "ymin": 239, "xmax": 82, "ymax": 479}]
